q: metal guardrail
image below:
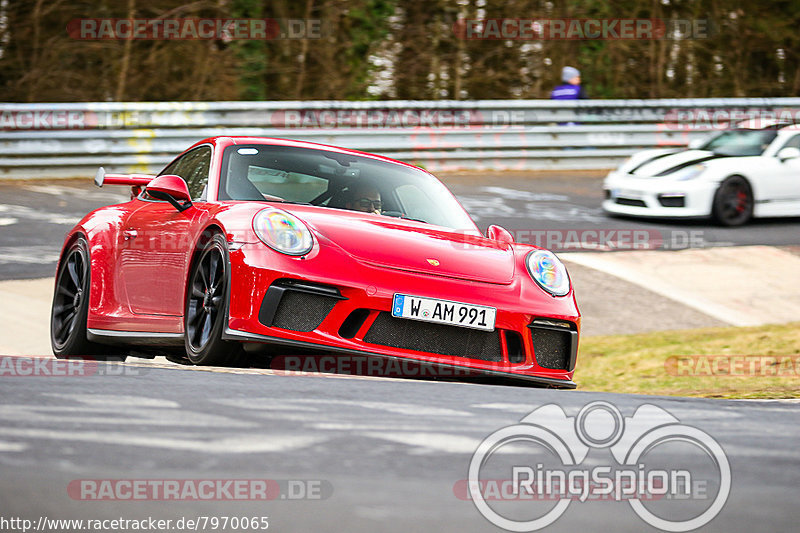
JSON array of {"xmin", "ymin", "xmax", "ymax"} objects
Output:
[{"xmin": 2, "ymin": 98, "xmax": 800, "ymax": 177}]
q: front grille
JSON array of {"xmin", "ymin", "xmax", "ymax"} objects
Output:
[
  {"xmin": 272, "ymin": 291, "xmax": 339, "ymax": 332},
  {"xmin": 529, "ymin": 320, "xmax": 578, "ymax": 371},
  {"xmin": 363, "ymin": 312, "xmax": 503, "ymax": 362},
  {"xmin": 615, "ymin": 197, "xmax": 647, "ymax": 207}
]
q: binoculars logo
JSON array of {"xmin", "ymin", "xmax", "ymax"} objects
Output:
[{"xmin": 468, "ymin": 401, "xmax": 730, "ymax": 532}]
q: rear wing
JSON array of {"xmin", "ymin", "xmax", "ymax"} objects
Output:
[
  {"xmin": 94, "ymin": 167, "xmax": 155, "ymax": 188},
  {"xmin": 94, "ymin": 167, "xmax": 156, "ymax": 199}
]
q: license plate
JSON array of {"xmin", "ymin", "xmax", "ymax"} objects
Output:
[{"xmin": 391, "ymin": 294, "xmax": 496, "ymax": 331}]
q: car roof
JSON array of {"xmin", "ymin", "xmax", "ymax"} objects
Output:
[
  {"xmin": 190, "ymin": 135, "xmax": 429, "ymax": 173},
  {"xmin": 734, "ymin": 118, "xmax": 796, "ymax": 130}
]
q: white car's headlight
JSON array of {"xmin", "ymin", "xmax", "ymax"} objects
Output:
[
  {"xmin": 671, "ymin": 163, "xmax": 706, "ymax": 181},
  {"xmin": 526, "ymin": 250, "xmax": 570, "ymax": 297},
  {"xmin": 253, "ymin": 208, "xmax": 313, "ymax": 256}
]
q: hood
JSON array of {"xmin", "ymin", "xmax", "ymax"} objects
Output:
[
  {"xmin": 629, "ymin": 150, "xmax": 721, "ymax": 177},
  {"xmin": 293, "ymin": 208, "xmax": 516, "ymax": 284}
]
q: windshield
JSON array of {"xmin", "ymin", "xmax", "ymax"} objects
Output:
[
  {"xmin": 219, "ymin": 144, "xmax": 477, "ymax": 231},
  {"xmin": 699, "ymin": 129, "xmax": 778, "ymax": 156}
]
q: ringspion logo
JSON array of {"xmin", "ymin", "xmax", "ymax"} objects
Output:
[{"xmin": 465, "ymin": 401, "xmax": 730, "ymax": 531}]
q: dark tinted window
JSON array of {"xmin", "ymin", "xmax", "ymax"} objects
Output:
[{"xmin": 160, "ymin": 146, "xmax": 211, "ymax": 200}]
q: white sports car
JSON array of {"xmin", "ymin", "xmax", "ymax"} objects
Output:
[{"xmin": 603, "ymin": 120, "xmax": 800, "ymax": 225}]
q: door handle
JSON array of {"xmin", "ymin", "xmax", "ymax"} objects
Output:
[{"xmin": 123, "ymin": 229, "xmax": 138, "ymax": 240}]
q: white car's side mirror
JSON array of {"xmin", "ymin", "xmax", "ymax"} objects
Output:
[
  {"xmin": 777, "ymin": 147, "xmax": 800, "ymax": 161},
  {"xmin": 688, "ymin": 138, "xmax": 705, "ymax": 149}
]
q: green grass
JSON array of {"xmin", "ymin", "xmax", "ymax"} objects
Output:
[{"xmin": 575, "ymin": 322, "xmax": 800, "ymax": 399}]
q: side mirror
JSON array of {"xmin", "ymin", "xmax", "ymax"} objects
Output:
[
  {"xmin": 688, "ymin": 138, "xmax": 705, "ymax": 149},
  {"xmin": 486, "ymin": 224, "xmax": 514, "ymax": 244},
  {"xmin": 146, "ymin": 175, "xmax": 193, "ymax": 212},
  {"xmin": 777, "ymin": 147, "xmax": 800, "ymax": 162}
]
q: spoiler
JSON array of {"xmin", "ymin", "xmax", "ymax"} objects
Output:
[{"xmin": 94, "ymin": 167, "xmax": 155, "ymax": 188}]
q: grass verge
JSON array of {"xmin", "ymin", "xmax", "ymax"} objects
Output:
[{"xmin": 575, "ymin": 322, "xmax": 800, "ymax": 399}]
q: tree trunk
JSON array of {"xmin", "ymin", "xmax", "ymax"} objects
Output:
[{"xmin": 115, "ymin": 0, "xmax": 136, "ymax": 101}]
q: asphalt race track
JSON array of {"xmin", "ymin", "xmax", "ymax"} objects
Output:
[
  {"xmin": 1, "ymin": 174, "xmax": 800, "ymax": 532},
  {"xmin": 2, "ymin": 360, "xmax": 799, "ymax": 532}
]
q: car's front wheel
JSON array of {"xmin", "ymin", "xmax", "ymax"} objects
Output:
[
  {"xmin": 184, "ymin": 233, "xmax": 245, "ymax": 366},
  {"xmin": 712, "ymin": 176, "xmax": 753, "ymax": 226}
]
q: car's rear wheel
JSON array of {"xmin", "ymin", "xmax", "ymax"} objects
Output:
[
  {"xmin": 184, "ymin": 233, "xmax": 245, "ymax": 366},
  {"xmin": 712, "ymin": 176, "xmax": 753, "ymax": 226},
  {"xmin": 51, "ymin": 237, "xmax": 124, "ymax": 360}
]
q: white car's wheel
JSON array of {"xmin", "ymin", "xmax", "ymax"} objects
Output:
[{"xmin": 712, "ymin": 176, "xmax": 753, "ymax": 226}]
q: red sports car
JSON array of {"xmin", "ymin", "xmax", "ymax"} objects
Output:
[{"xmin": 50, "ymin": 137, "xmax": 580, "ymax": 387}]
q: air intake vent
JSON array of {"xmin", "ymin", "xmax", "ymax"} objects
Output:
[
  {"xmin": 339, "ymin": 309, "xmax": 371, "ymax": 339},
  {"xmin": 259, "ymin": 279, "xmax": 345, "ymax": 332},
  {"xmin": 272, "ymin": 291, "xmax": 338, "ymax": 332},
  {"xmin": 615, "ymin": 197, "xmax": 647, "ymax": 207},
  {"xmin": 658, "ymin": 194, "xmax": 685, "ymax": 207},
  {"xmin": 505, "ymin": 331, "xmax": 525, "ymax": 364},
  {"xmin": 529, "ymin": 319, "xmax": 578, "ymax": 371},
  {"xmin": 364, "ymin": 312, "xmax": 502, "ymax": 362}
]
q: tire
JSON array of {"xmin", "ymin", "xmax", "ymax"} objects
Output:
[
  {"xmin": 51, "ymin": 237, "xmax": 126, "ymax": 361},
  {"xmin": 712, "ymin": 176, "xmax": 753, "ymax": 226},
  {"xmin": 184, "ymin": 233, "xmax": 245, "ymax": 366}
]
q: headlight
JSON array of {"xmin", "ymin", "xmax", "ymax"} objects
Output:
[
  {"xmin": 253, "ymin": 208, "xmax": 313, "ymax": 256},
  {"xmin": 672, "ymin": 164, "xmax": 706, "ymax": 181},
  {"xmin": 526, "ymin": 250, "xmax": 570, "ymax": 297}
]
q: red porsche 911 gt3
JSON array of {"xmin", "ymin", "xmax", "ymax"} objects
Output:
[{"xmin": 50, "ymin": 137, "xmax": 580, "ymax": 387}]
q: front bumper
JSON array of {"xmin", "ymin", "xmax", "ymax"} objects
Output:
[
  {"xmin": 225, "ymin": 242, "xmax": 580, "ymax": 387},
  {"xmin": 602, "ymin": 171, "xmax": 718, "ymax": 218}
]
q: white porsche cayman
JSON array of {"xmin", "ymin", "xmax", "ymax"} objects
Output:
[{"xmin": 603, "ymin": 120, "xmax": 800, "ymax": 225}]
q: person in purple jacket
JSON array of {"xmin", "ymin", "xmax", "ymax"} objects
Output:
[{"xmin": 551, "ymin": 66, "xmax": 587, "ymax": 100}]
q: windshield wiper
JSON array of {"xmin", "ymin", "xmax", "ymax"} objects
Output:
[
  {"xmin": 263, "ymin": 198, "xmax": 312, "ymax": 205},
  {"xmin": 382, "ymin": 211, "xmax": 428, "ymax": 224}
]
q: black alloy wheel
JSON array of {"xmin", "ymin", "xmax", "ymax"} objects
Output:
[
  {"xmin": 712, "ymin": 176, "xmax": 753, "ymax": 226},
  {"xmin": 184, "ymin": 233, "xmax": 245, "ymax": 366}
]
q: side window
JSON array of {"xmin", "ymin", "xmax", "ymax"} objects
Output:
[
  {"xmin": 159, "ymin": 146, "xmax": 212, "ymax": 201},
  {"xmin": 780, "ymin": 134, "xmax": 800, "ymax": 151}
]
